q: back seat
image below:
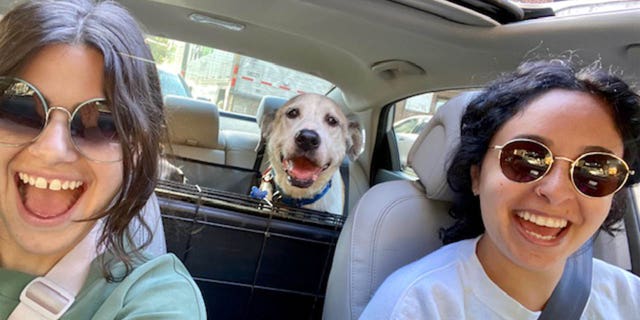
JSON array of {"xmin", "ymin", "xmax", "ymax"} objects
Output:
[{"xmin": 164, "ymin": 95, "xmax": 225, "ymax": 164}]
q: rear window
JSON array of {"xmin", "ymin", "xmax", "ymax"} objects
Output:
[{"xmin": 147, "ymin": 36, "xmax": 333, "ymax": 134}]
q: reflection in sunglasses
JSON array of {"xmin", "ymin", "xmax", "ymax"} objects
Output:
[{"xmin": 493, "ymin": 138, "xmax": 633, "ymax": 197}]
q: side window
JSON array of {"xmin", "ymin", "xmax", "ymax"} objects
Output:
[{"xmin": 392, "ymin": 89, "xmax": 473, "ymax": 176}]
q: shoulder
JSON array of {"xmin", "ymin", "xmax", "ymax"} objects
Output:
[
  {"xmin": 110, "ymin": 253, "xmax": 206, "ymax": 319},
  {"xmin": 585, "ymin": 258, "xmax": 640, "ymax": 318},
  {"xmin": 591, "ymin": 258, "xmax": 640, "ymax": 289},
  {"xmin": 360, "ymin": 239, "xmax": 475, "ymax": 320}
]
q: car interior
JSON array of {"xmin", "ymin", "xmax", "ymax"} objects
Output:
[{"xmin": 0, "ymin": 0, "xmax": 639, "ymax": 319}]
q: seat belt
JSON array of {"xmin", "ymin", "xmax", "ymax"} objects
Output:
[
  {"xmin": 253, "ymin": 137, "xmax": 266, "ymax": 173},
  {"xmin": 538, "ymin": 239, "xmax": 593, "ymax": 320},
  {"xmin": 9, "ymin": 221, "xmax": 102, "ymax": 320},
  {"xmin": 339, "ymin": 158, "xmax": 350, "ymax": 216}
]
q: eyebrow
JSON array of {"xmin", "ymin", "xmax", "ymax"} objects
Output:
[{"xmin": 511, "ymin": 134, "xmax": 617, "ymax": 154}]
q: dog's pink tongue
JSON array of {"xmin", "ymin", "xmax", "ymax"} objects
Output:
[
  {"xmin": 23, "ymin": 185, "xmax": 76, "ymax": 218},
  {"xmin": 289, "ymin": 157, "xmax": 321, "ymax": 181}
]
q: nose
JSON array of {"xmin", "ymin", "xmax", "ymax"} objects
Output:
[
  {"xmin": 295, "ymin": 129, "xmax": 321, "ymax": 151},
  {"xmin": 535, "ymin": 159, "xmax": 576, "ymax": 204},
  {"xmin": 26, "ymin": 110, "xmax": 79, "ymax": 163}
]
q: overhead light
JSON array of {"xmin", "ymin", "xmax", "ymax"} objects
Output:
[{"xmin": 189, "ymin": 13, "xmax": 245, "ymax": 31}]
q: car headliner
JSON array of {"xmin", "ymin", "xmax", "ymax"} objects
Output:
[
  {"xmin": 110, "ymin": 0, "xmax": 639, "ymax": 112},
  {"xmin": 0, "ymin": 0, "xmax": 637, "ymax": 113}
]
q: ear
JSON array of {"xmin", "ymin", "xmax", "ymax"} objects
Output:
[
  {"xmin": 260, "ymin": 108, "xmax": 278, "ymax": 140},
  {"xmin": 470, "ymin": 165, "xmax": 480, "ymax": 196},
  {"xmin": 346, "ymin": 113, "xmax": 364, "ymax": 161}
]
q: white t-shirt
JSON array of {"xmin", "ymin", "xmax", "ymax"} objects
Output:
[{"xmin": 359, "ymin": 236, "xmax": 640, "ymax": 320}]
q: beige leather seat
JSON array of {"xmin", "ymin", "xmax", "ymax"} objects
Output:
[
  {"xmin": 164, "ymin": 94, "xmax": 225, "ymax": 164},
  {"xmin": 131, "ymin": 193, "xmax": 166, "ymax": 257},
  {"xmin": 322, "ymin": 92, "xmax": 476, "ymax": 319}
]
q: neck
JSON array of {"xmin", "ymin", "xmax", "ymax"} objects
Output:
[
  {"xmin": 0, "ymin": 223, "xmax": 79, "ymax": 276},
  {"xmin": 277, "ymin": 179, "xmax": 332, "ymax": 207},
  {"xmin": 0, "ymin": 245, "xmax": 64, "ymax": 276},
  {"xmin": 476, "ymin": 235, "xmax": 565, "ymax": 311}
]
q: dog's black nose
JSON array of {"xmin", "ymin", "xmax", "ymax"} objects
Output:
[{"xmin": 295, "ymin": 129, "xmax": 321, "ymax": 151}]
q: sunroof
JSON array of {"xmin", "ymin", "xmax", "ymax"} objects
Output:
[
  {"xmin": 514, "ymin": 0, "xmax": 640, "ymax": 17},
  {"xmin": 392, "ymin": 0, "xmax": 638, "ymax": 26}
]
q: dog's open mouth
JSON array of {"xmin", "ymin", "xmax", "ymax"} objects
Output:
[
  {"xmin": 16, "ymin": 173, "xmax": 85, "ymax": 219},
  {"xmin": 282, "ymin": 155, "xmax": 330, "ymax": 188}
]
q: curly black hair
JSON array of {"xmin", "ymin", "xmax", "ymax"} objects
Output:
[{"xmin": 441, "ymin": 60, "xmax": 640, "ymax": 244}]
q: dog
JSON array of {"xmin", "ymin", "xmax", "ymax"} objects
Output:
[{"xmin": 253, "ymin": 93, "xmax": 363, "ymax": 215}]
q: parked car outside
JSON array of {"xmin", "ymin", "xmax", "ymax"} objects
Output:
[{"xmin": 158, "ymin": 68, "xmax": 192, "ymax": 98}]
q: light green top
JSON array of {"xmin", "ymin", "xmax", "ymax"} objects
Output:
[{"xmin": 0, "ymin": 253, "xmax": 206, "ymax": 319}]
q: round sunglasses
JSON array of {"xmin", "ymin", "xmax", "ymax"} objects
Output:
[
  {"xmin": 492, "ymin": 138, "xmax": 634, "ymax": 198},
  {"xmin": 0, "ymin": 77, "xmax": 121, "ymax": 162}
]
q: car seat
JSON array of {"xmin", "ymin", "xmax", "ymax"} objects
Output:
[
  {"xmin": 132, "ymin": 192, "xmax": 167, "ymax": 257},
  {"xmin": 322, "ymin": 92, "xmax": 478, "ymax": 319},
  {"xmin": 164, "ymin": 94, "xmax": 225, "ymax": 164}
]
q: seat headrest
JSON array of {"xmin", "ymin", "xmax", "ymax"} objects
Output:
[
  {"xmin": 256, "ymin": 95, "xmax": 288, "ymax": 129},
  {"xmin": 164, "ymin": 95, "xmax": 221, "ymax": 149},
  {"xmin": 407, "ymin": 91, "xmax": 479, "ymax": 202}
]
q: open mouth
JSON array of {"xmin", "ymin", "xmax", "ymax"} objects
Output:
[
  {"xmin": 515, "ymin": 211, "xmax": 569, "ymax": 242},
  {"xmin": 16, "ymin": 172, "xmax": 85, "ymax": 219},
  {"xmin": 281, "ymin": 154, "xmax": 330, "ymax": 188}
]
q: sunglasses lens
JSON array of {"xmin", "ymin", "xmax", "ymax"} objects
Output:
[
  {"xmin": 573, "ymin": 154, "xmax": 628, "ymax": 197},
  {"xmin": 0, "ymin": 78, "xmax": 45, "ymax": 145},
  {"xmin": 499, "ymin": 140, "xmax": 551, "ymax": 183},
  {"xmin": 70, "ymin": 101, "xmax": 121, "ymax": 162}
]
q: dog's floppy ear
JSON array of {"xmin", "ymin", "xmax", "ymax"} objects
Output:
[
  {"xmin": 346, "ymin": 113, "xmax": 364, "ymax": 161},
  {"xmin": 259, "ymin": 107, "xmax": 278, "ymax": 140}
]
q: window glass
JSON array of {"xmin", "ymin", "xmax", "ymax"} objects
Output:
[
  {"xmin": 393, "ymin": 89, "xmax": 472, "ymax": 176},
  {"xmin": 147, "ymin": 36, "xmax": 333, "ymax": 134}
]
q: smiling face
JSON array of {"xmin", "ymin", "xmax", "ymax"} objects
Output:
[
  {"xmin": 0, "ymin": 44, "xmax": 123, "ymax": 274},
  {"xmin": 265, "ymin": 93, "xmax": 352, "ymax": 198},
  {"xmin": 472, "ymin": 89, "xmax": 623, "ymax": 277}
]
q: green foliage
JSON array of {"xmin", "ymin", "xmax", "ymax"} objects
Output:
[{"xmin": 147, "ymin": 36, "xmax": 175, "ymax": 64}]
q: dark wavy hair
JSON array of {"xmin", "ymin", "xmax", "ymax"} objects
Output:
[
  {"xmin": 442, "ymin": 60, "xmax": 640, "ymax": 244},
  {"xmin": 0, "ymin": 0, "xmax": 165, "ymax": 280}
]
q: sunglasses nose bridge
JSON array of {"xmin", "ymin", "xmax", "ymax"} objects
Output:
[{"xmin": 46, "ymin": 106, "xmax": 73, "ymax": 123}]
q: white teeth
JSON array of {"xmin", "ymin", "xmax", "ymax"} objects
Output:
[
  {"xmin": 525, "ymin": 230, "xmax": 556, "ymax": 241},
  {"xmin": 517, "ymin": 211, "xmax": 568, "ymax": 228},
  {"xmin": 49, "ymin": 179, "xmax": 61, "ymax": 191},
  {"xmin": 35, "ymin": 177, "xmax": 47, "ymax": 189},
  {"xmin": 18, "ymin": 172, "xmax": 83, "ymax": 191}
]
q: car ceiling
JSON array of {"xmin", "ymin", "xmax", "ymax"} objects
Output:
[{"xmin": 1, "ymin": 0, "xmax": 639, "ymax": 112}]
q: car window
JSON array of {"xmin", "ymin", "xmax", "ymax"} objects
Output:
[
  {"xmin": 393, "ymin": 89, "xmax": 473, "ymax": 175},
  {"xmin": 158, "ymin": 69, "xmax": 192, "ymax": 97},
  {"xmin": 147, "ymin": 36, "xmax": 333, "ymax": 135}
]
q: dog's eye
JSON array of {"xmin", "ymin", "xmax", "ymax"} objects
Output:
[
  {"xmin": 326, "ymin": 115, "xmax": 339, "ymax": 127},
  {"xmin": 286, "ymin": 108, "xmax": 299, "ymax": 119}
]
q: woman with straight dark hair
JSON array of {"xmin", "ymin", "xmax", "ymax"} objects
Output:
[
  {"xmin": 361, "ymin": 60, "xmax": 640, "ymax": 319},
  {"xmin": 0, "ymin": 0, "xmax": 205, "ymax": 318}
]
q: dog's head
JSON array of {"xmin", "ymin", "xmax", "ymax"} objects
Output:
[{"xmin": 261, "ymin": 93, "xmax": 363, "ymax": 197}]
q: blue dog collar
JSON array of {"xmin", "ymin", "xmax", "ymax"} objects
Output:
[{"xmin": 277, "ymin": 179, "xmax": 332, "ymax": 207}]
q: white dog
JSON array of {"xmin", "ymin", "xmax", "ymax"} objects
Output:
[{"xmin": 254, "ymin": 93, "xmax": 363, "ymax": 215}]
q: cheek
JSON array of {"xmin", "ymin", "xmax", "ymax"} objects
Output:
[
  {"xmin": 95, "ymin": 162, "xmax": 123, "ymax": 199},
  {"xmin": 581, "ymin": 198, "xmax": 613, "ymax": 225}
]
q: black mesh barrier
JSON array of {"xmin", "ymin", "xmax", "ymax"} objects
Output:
[{"xmin": 156, "ymin": 180, "xmax": 344, "ymax": 320}]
